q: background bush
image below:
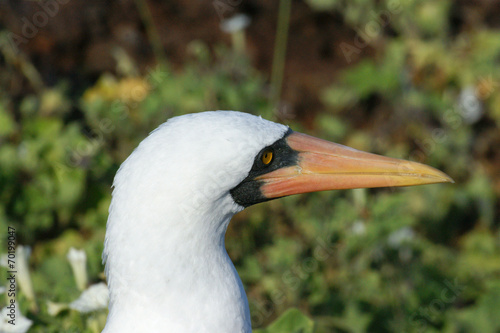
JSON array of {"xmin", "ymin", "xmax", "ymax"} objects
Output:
[{"xmin": 0, "ymin": 0, "xmax": 499, "ymax": 332}]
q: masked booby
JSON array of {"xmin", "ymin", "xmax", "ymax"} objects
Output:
[{"xmin": 102, "ymin": 111, "xmax": 452, "ymax": 332}]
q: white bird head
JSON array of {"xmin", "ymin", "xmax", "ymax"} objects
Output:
[{"xmin": 102, "ymin": 111, "xmax": 452, "ymax": 332}]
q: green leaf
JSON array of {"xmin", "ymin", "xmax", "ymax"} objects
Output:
[{"xmin": 254, "ymin": 308, "xmax": 315, "ymax": 333}]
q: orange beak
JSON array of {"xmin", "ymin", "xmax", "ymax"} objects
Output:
[{"xmin": 258, "ymin": 132, "xmax": 453, "ymax": 199}]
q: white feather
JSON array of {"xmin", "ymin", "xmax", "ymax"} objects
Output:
[{"xmin": 103, "ymin": 111, "xmax": 288, "ymax": 332}]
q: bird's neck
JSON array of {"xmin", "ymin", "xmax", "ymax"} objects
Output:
[{"xmin": 103, "ymin": 196, "xmax": 251, "ymax": 332}]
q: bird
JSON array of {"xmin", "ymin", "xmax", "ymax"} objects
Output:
[{"xmin": 102, "ymin": 111, "xmax": 452, "ymax": 332}]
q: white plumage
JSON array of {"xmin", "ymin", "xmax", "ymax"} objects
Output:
[
  {"xmin": 103, "ymin": 112, "xmax": 287, "ymax": 332},
  {"xmin": 102, "ymin": 110, "xmax": 452, "ymax": 332}
]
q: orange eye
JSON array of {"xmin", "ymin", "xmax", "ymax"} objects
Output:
[{"xmin": 262, "ymin": 150, "xmax": 273, "ymax": 165}]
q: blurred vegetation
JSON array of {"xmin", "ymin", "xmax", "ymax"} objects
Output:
[{"xmin": 1, "ymin": 0, "xmax": 499, "ymax": 332}]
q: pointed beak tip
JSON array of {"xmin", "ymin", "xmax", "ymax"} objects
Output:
[
  {"xmin": 396, "ymin": 160, "xmax": 454, "ymax": 186},
  {"xmin": 442, "ymin": 174, "xmax": 455, "ymax": 184},
  {"xmin": 428, "ymin": 174, "xmax": 454, "ymax": 185},
  {"xmin": 404, "ymin": 160, "xmax": 454, "ymax": 184}
]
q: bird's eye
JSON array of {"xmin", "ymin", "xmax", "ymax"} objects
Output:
[{"xmin": 261, "ymin": 149, "xmax": 273, "ymax": 165}]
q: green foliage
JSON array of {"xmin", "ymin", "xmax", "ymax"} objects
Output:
[
  {"xmin": 254, "ymin": 308, "xmax": 315, "ymax": 333},
  {"xmin": 0, "ymin": 1, "xmax": 499, "ymax": 331}
]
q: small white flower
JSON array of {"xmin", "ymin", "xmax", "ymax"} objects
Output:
[
  {"xmin": 0, "ymin": 286, "xmax": 5, "ymax": 294},
  {"xmin": 220, "ymin": 14, "xmax": 251, "ymax": 33},
  {"xmin": 0, "ymin": 253, "xmax": 7, "ymax": 267},
  {"xmin": 67, "ymin": 247, "xmax": 88, "ymax": 291},
  {"xmin": 220, "ymin": 14, "xmax": 251, "ymax": 53},
  {"xmin": 351, "ymin": 220, "xmax": 366, "ymax": 235},
  {"xmin": 458, "ymin": 86, "xmax": 483, "ymax": 124},
  {"xmin": 47, "ymin": 301, "xmax": 69, "ymax": 316},
  {"xmin": 388, "ymin": 227, "xmax": 415, "ymax": 248},
  {"xmin": 69, "ymin": 282, "xmax": 109, "ymax": 313},
  {"xmin": 16, "ymin": 246, "xmax": 36, "ymax": 309},
  {"xmin": 18, "ymin": 246, "xmax": 31, "ymax": 259},
  {"xmin": 0, "ymin": 303, "xmax": 33, "ymax": 333}
]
